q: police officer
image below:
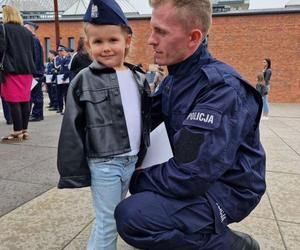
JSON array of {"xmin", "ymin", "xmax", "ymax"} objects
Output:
[
  {"xmin": 115, "ymin": 1, "xmax": 265, "ymax": 250},
  {"xmin": 51, "ymin": 50, "xmax": 62, "ymax": 112},
  {"xmin": 24, "ymin": 21, "xmax": 45, "ymax": 122},
  {"xmin": 45, "ymin": 50, "xmax": 58, "ymax": 111},
  {"xmin": 56, "ymin": 45, "xmax": 71, "ymax": 114}
]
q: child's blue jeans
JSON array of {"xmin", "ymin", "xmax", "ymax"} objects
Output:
[{"xmin": 87, "ymin": 155, "xmax": 137, "ymax": 250}]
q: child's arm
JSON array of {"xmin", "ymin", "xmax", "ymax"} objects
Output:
[{"xmin": 57, "ymin": 83, "xmax": 90, "ymax": 188}]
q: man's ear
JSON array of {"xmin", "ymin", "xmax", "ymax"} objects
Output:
[{"xmin": 188, "ymin": 29, "xmax": 203, "ymax": 48}]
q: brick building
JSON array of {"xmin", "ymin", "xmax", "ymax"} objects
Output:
[{"xmin": 33, "ymin": 9, "xmax": 300, "ymax": 103}]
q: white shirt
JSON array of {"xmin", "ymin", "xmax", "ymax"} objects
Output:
[{"xmin": 116, "ymin": 69, "xmax": 142, "ymax": 156}]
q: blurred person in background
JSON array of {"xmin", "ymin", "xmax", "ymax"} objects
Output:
[
  {"xmin": 69, "ymin": 37, "xmax": 92, "ymax": 81},
  {"xmin": 262, "ymin": 58, "xmax": 272, "ymax": 120},
  {"xmin": 45, "ymin": 49, "xmax": 59, "ymax": 111},
  {"xmin": 24, "ymin": 21, "xmax": 45, "ymax": 122},
  {"xmin": 0, "ymin": 5, "xmax": 35, "ymax": 142},
  {"xmin": 56, "ymin": 45, "xmax": 71, "ymax": 114},
  {"xmin": 256, "ymin": 72, "xmax": 268, "ymax": 99}
]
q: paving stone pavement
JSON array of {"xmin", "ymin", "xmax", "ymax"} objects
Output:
[{"xmin": 0, "ymin": 98, "xmax": 299, "ymax": 250}]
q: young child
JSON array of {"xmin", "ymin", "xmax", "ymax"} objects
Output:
[
  {"xmin": 256, "ymin": 73, "xmax": 269, "ymax": 120},
  {"xmin": 255, "ymin": 73, "xmax": 267, "ymax": 97},
  {"xmin": 57, "ymin": 1, "xmax": 151, "ymax": 249}
]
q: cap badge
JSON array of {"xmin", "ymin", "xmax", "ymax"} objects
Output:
[{"xmin": 91, "ymin": 4, "xmax": 99, "ymax": 18}]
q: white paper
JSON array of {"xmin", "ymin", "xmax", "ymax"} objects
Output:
[
  {"xmin": 45, "ymin": 74, "xmax": 52, "ymax": 83},
  {"xmin": 31, "ymin": 78, "xmax": 38, "ymax": 90},
  {"xmin": 141, "ymin": 122, "xmax": 173, "ymax": 169},
  {"xmin": 57, "ymin": 74, "xmax": 69, "ymax": 84}
]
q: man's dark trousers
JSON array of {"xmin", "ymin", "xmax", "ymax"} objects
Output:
[
  {"xmin": 115, "ymin": 191, "xmax": 235, "ymax": 250},
  {"xmin": 57, "ymin": 83, "xmax": 69, "ymax": 112},
  {"xmin": 30, "ymin": 78, "xmax": 44, "ymax": 119}
]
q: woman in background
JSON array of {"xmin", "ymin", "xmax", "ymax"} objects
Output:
[
  {"xmin": 0, "ymin": 5, "xmax": 36, "ymax": 142},
  {"xmin": 262, "ymin": 58, "xmax": 272, "ymax": 120},
  {"xmin": 69, "ymin": 37, "xmax": 92, "ymax": 81}
]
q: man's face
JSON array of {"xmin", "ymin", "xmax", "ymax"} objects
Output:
[
  {"xmin": 58, "ymin": 50, "xmax": 67, "ymax": 57},
  {"xmin": 148, "ymin": 2, "xmax": 191, "ymax": 66}
]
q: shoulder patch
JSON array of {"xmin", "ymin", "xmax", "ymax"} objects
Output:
[{"xmin": 183, "ymin": 108, "xmax": 222, "ymax": 130}]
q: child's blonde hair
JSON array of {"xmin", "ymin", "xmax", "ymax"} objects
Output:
[
  {"xmin": 257, "ymin": 73, "xmax": 264, "ymax": 83},
  {"xmin": 83, "ymin": 23, "xmax": 132, "ymax": 57}
]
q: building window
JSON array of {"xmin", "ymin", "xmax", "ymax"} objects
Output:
[
  {"xmin": 68, "ymin": 37, "xmax": 75, "ymax": 50},
  {"xmin": 44, "ymin": 37, "xmax": 51, "ymax": 61}
]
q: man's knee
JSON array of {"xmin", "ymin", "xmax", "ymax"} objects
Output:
[
  {"xmin": 115, "ymin": 192, "xmax": 159, "ymax": 238},
  {"xmin": 114, "ymin": 195, "xmax": 137, "ymax": 237}
]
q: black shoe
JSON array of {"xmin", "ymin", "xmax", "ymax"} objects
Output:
[
  {"xmin": 29, "ymin": 117, "xmax": 44, "ymax": 122},
  {"xmin": 230, "ymin": 230, "xmax": 260, "ymax": 250},
  {"xmin": 56, "ymin": 110, "xmax": 62, "ymax": 113},
  {"xmin": 6, "ymin": 120, "xmax": 13, "ymax": 125}
]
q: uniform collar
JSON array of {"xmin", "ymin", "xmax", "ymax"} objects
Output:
[{"xmin": 167, "ymin": 43, "xmax": 212, "ymax": 76}]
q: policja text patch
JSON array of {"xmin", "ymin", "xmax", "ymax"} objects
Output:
[{"xmin": 183, "ymin": 108, "xmax": 222, "ymax": 130}]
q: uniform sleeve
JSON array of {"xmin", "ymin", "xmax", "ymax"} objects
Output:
[
  {"xmin": 130, "ymin": 82, "xmax": 257, "ymax": 198},
  {"xmin": 57, "ymin": 80, "xmax": 90, "ymax": 188}
]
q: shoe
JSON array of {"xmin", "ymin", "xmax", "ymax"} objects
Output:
[
  {"xmin": 1, "ymin": 132, "xmax": 23, "ymax": 143},
  {"xmin": 230, "ymin": 230, "xmax": 260, "ymax": 250},
  {"xmin": 29, "ymin": 117, "xmax": 44, "ymax": 122},
  {"xmin": 22, "ymin": 130, "xmax": 29, "ymax": 140},
  {"xmin": 6, "ymin": 120, "xmax": 13, "ymax": 125},
  {"xmin": 56, "ymin": 110, "xmax": 62, "ymax": 113}
]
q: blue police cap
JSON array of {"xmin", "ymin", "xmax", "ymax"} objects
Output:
[
  {"xmin": 57, "ymin": 45, "xmax": 67, "ymax": 51},
  {"xmin": 83, "ymin": 0, "xmax": 129, "ymax": 26},
  {"xmin": 24, "ymin": 21, "xmax": 39, "ymax": 30}
]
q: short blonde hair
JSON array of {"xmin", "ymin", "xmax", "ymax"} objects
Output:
[
  {"xmin": 149, "ymin": 0, "xmax": 212, "ymax": 37},
  {"xmin": 2, "ymin": 5, "xmax": 23, "ymax": 25}
]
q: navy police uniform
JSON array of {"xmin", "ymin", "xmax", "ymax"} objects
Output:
[
  {"xmin": 24, "ymin": 21, "xmax": 45, "ymax": 121},
  {"xmin": 31, "ymin": 36, "xmax": 45, "ymax": 120},
  {"xmin": 115, "ymin": 44, "xmax": 266, "ymax": 249},
  {"xmin": 56, "ymin": 45, "xmax": 71, "ymax": 113},
  {"xmin": 45, "ymin": 50, "xmax": 58, "ymax": 110}
]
